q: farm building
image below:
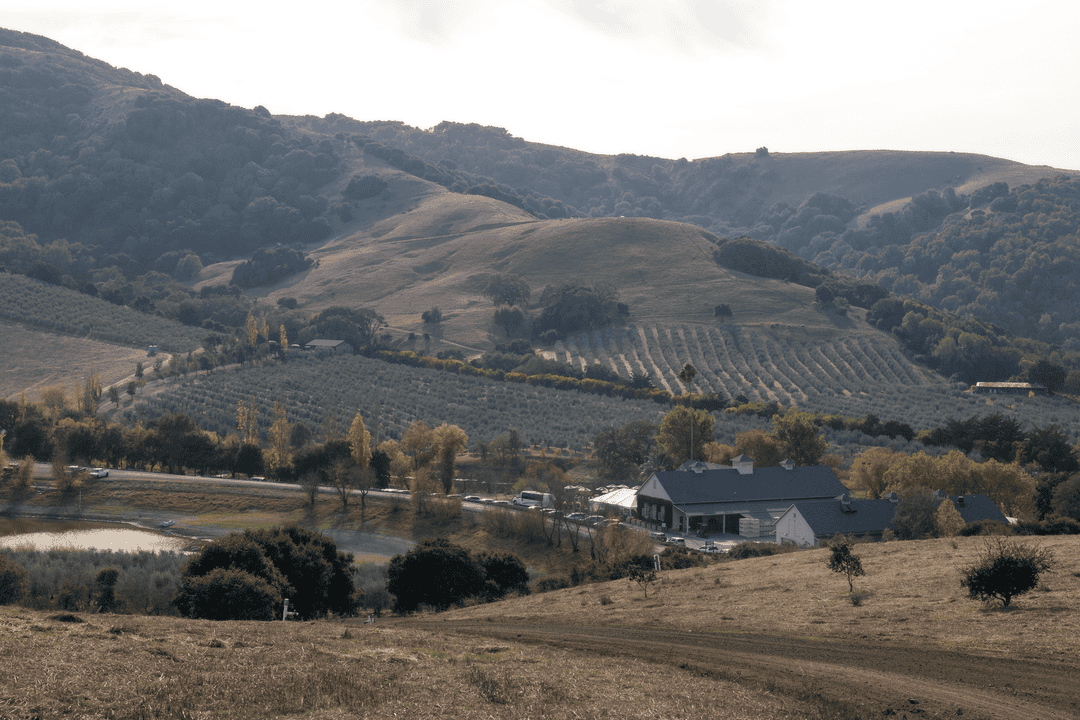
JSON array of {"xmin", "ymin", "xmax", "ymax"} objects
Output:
[
  {"xmin": 636, "ymin": 457, "xmax": 849, "ymax": 537},
  {"xmin": 775, "ymin": 496, "xmax": 899, "ymax": 546},
  {"xmin": 972, "ymin": 381, "xmax": 1047, "ymax": 395},
  {"xmin": 929, "ymin": 491, "xmax": 1008, "ymax": 525},
  {"xmin": 775, "ymin": 491, "xmax": 1009, "ymax": 547},
  {"xmin": 304, "ymin": 339, "xmax": 354, "ymax": 355}
]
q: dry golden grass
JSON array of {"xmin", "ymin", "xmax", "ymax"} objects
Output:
[
  {"xmin": 4, "ymin": 534, "xmax": 1075, "ymax": 719},
  {"xmin": 195, "ymin": 171, "xmax": 869, "ymax": 354},
  {"xmin": 445, "ymin": 534, "xmax": 1080, "ymax": 657},
  {"xmin": 0, "ymin": 607, "xmax": 850, "ymax": 720},
  {"xmin": 0, "ymin": 319, "xmax": 150, "ymax": 402}
]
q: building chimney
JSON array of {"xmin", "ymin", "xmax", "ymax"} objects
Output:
[{"xmin": 780, "ymin": 458, "xmax": 794, "ymax": 470}]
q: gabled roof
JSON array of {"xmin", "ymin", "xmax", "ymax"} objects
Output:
[
  {"xmin": 641, "ymin": 465, "xmax": 848, "ymax": 506},
  {"xmin": 787, "ymin": 498, "xmax": 898, "ymax": 537},
  {"xmin": 945, "ymin": 495, "xmax": 1007, "ymax": 524}
]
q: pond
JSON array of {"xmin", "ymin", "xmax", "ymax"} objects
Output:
[{"xmin": 0, "ymin": 518, "xmax": 189, "ymax": 553}]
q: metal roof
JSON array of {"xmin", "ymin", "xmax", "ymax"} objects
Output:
[
  {"xmin": 642, "ymin": 465, "xmax": 848, "ymax": 506},
  {"xmin": 591, "ymin": 486, "xmax": 639, "ymax": 510},
  {"xmin": 787, "ymin": 498, "xmax": 898, "ymax": 536}
]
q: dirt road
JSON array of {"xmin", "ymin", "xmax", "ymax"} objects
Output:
[{"xmin": 423, "ymin": 620, "xmax": 1079, "ymax": 720}]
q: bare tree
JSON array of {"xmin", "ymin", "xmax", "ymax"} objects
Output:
[
  {"xmin": 299, "ymin": 471, "xmax": 321, "ymax": 506},
  {"xmin": 330, "ymin": 461, "xmax": 355, "ymax": 511}
]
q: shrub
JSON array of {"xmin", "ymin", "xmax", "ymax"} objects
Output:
[
  {"xmin": 1012, "ymin": 516, "xmax": 1080, "ymax": 536},
  {"xmin": 826, "ymin": 536, "xmax": 865, "ymax": 592},
  {"xmin": 958, "ymin": 519, "xmax": 1012, "ymax": 536},
  {"xmin": 960, "ymin": 538, "xmax": 1055, "ymax": 608},
  {"xmin": 535, "ymin": 576, "xmax": 571, "ymax": 593},
  {"xmin": 176, "ymin": 526, "xmax": 357, "ymax": 620},
  {"xmin": 0, "ymin": 554, "xmax": 29, "ymax": 605},
  {"xmin": 92, "ymin": 567, "xmax": 120, "ymax": 612},
  {"xmin": 659, "ymin": 546, "xmax": 712, "ymax": 569},
  {"xmin": 479, "ymin": 552, "xmax": 530, "ymax": 600},
  {"xmin": 387, "ymin": 539, "xmax": 529, "ymax": 613},
  {"xmin": 388, "ymin": 539, "xmax": 486, "ymax": 613},
  {"xmin": 728, "ymin": 542, "xmax": 778, "ymax": 560},
  {"xmin": 174, "ymin": 568, "xmax": 281, "ymax": 621}
]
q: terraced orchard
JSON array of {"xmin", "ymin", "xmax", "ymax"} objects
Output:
[{"xmin": 550, "ymin": 323, "xmax": 940, "ymax": 405}]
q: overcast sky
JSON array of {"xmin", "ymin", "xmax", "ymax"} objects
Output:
[{"xmin": 5, "ymin": 0, "xmax": 1079, "ymax": 170}]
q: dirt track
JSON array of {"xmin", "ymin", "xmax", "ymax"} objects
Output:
[{"xmin": 420, "ymin": 620, "xmax": 1080, "ymax": 720}]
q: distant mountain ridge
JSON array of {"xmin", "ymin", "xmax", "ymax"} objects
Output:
[{"xmin": 3, "ymin": 26, "xmax": 1080, "ymax": 390}]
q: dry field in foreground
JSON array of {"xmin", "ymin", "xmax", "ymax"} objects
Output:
[
  {"xmin": 0, "ymin": 608, "xmax": 840, "ymax": 720},
  {"xmin": 2, "ymin": 535, "xmax": 1078, "ymax": 719}
]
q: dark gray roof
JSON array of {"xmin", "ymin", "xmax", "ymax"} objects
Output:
[
  {"xmin": 947, "ymin": 495, "xmax": 1007, "ymax": 524},
  {"xmin": 789, "ymin": 498, "xmax": 898, "ymax": 537},
  {"xmin": 644, "ymin": 465, "xmax": 848, "ymax": 506}
]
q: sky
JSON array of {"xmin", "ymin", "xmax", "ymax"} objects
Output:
[{"xmin": 4, "ymin": 0, "xmax": 1079, "ymax": 170}]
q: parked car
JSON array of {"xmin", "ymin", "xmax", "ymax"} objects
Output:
[
  {"xmin": 667, "ymin": 537, "xmax": 686, "ymax": 546},
  {"xmin": 88, "ymin": 468, "xmax": 109, "ymax": 478},
  {"xmin": 583, "ymin": 515, "xmax": 606, "ymax": 527},
  {"xmin": 565, "ymin": 512, "xmax": 586, "ymax": 522},
  {"xmin": 463, "ymin": 495, "xmax": 481, "ymax": 503},
  {"xmin": 648, "ymin": 531, "xmax": 667, "ymax": 542}
]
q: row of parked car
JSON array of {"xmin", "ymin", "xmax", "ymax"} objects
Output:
[{"xmin": 647, "ymin": 531, "xmax": 729, "ymax": 553}]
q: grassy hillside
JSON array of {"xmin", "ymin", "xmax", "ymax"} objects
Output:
[
  {"xmin": 4, "ymin": 533, "xmax": 1078, "ymax": 719},
  {"xmin": 0, "ymin": 319, "xmax": 151, "ymax": 402},
  {"xmin": 205, "ymin": 158, "xmax": 870, "ymax": 351}
]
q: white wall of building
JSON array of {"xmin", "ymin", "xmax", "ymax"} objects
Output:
[{"xmin": 775, "ymin": 506, "xmax": 816, "ymax": 547}]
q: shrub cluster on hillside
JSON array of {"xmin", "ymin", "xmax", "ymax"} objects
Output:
[
  {"xmin": 230, "ymin": 247, "xmax": 313, "ymax": 288},
  {"xmin": 387, "ymin": 539, "xmax": 528, "ymax": 613},
  {"xmin": 175, "ymin": 526, "xmax": 358, "ymax": 621}
]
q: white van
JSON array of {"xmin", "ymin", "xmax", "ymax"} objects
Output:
[{"xmin": 512, "ymin": 490, "xmax": 554, "ymax": 508}]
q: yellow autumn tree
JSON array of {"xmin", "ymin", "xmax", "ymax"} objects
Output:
[
  {"xmin": 850, "ymin": 447, "xmax": 900, "ymax": 499},
  {"xmin": 934, "ymin": 499, "xmax": 966, "ymax": 537},
  {"xmin": 266, "ymin": 403, "xmax": 291, "ymax": 473},
  {"xmin": 348, "ymin": 412, "xmax": 371, "ymax": 470}
]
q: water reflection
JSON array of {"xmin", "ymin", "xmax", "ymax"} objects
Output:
[{"xmin": 0, "ymin": 518, "xmax": 188, "ymax": 553}]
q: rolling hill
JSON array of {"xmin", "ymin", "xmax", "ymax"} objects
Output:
[{"xmin": 6, "ymin": 27, "xmax": 1080, "ymax": 439}]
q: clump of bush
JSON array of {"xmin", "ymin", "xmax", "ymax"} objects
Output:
[
  {"xmin": 0, "ymin": 554, "xmax": 29, "ymax": 605},
  {"xmin": 959, "ymin": 517, "xmax": 1080, "ymax": 537},
  {"xmin": 174, "ymin": 525, "xmax": 358, "ymax": 621},
  {"xmin": 728, "ymin": 542, "xmax": 779, "ymax": 560},
  {"xmin": 387, "ymin": 539, "xmax": 528, "ymax": 614},
  {"xmin": 960, "ymin": 538, "xmax": 1055, "ymax": 608}
]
